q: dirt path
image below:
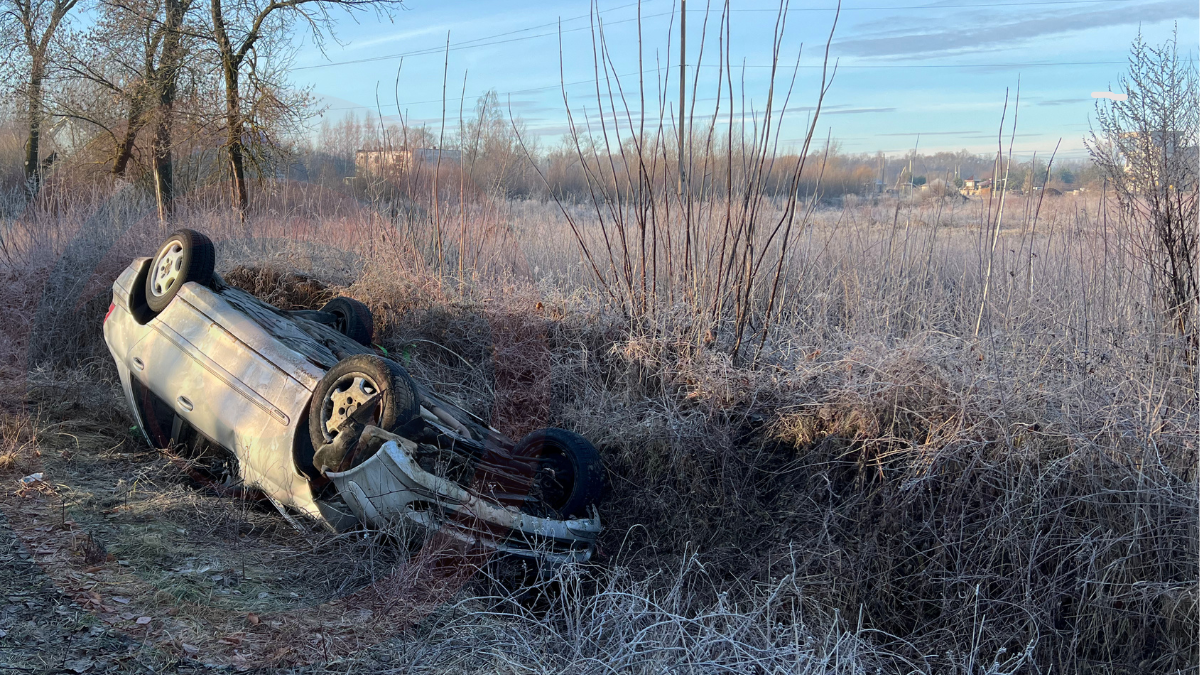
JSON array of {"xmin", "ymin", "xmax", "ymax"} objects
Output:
[
  {"xmin": 0, "ymin": 511, "xmax": 171, "ymax": 674},
  {"xmin": 0, "ymin": 394, "xmax": 491, "ymax": 673}
]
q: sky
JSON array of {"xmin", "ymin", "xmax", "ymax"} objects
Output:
[{"xmin": 290, "ymin": 0, "xmax": 1199, "ymax": 160}]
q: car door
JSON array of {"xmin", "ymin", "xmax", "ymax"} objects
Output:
[{"xmin": 126, "ymin": 282, "xmax": 308, "ymax": 500}]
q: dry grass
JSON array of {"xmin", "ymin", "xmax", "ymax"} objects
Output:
[
  {"xmin": 0, "ymin": 181, "xmax": 1195, "ymax": 673},
  {"xmin": 0, "ymin": 413, "xmax": 38, "ymax": 476}
]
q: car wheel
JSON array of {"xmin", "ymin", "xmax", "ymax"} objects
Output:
[
  {"xmin": 145, "ymin": 229, "xmax": 215, "ymax": 313},
  {"xmin": 320, "ymin": 296, "xmax": 374, "ymax": 346},
  {"xmin": 309, "ymin": 355, "xmax": 420, "ymax": 450},
  {"xmin": 516, "ymin": 428, "xmax": 604, "ymax": 519}
]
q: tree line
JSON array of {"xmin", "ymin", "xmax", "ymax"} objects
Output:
[
  {"xmin": 1, "ymin": 0, "xmax": 402, "ymax": 216},
  {"xmin": 297, "ymin": 106, "xmax": 1104, "ymax": 204},
  {"xmin": 0, "ymin": 2, "xmax": 1186, "ymax": 231}
]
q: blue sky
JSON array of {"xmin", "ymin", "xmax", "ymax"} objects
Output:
[{"xmin": 292, "ymin": 0, "xmax": 1199, "ymax": 159}]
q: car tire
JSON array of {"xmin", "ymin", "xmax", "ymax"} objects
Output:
[
  {"xmin": 145, "ymin": 229, "xmax": 215, "ymax": 313},
  {"xmin": 309, "ymin": 355, "xmax": 420, "ymax": 450},
  {"xmin": 320, "ymin": 296, "xmax": 374, "ymax": 346},
  {"xmin": 516, "ymin": 428, "xmax": 604, "ymax": 519}
]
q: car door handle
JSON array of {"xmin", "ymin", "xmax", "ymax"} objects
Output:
[
  {"xmin": 132, "ymin": 357, "xmax": 145, "ymax": 371},
  {"xmin": 176, "ymin": 396, "xmax": 194, "ymax": 412}
]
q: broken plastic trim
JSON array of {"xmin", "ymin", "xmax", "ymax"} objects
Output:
[{"xmin": 326, "ymin": 426, "xmax": 601, "ymax": 565}]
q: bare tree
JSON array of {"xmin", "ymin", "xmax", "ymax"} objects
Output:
[
  {"xmin": 1, "ymin": 0, "xmax": 82, "ymax": 195},
  {"xmin": 59, "ymin": 0, "xmax": 197, "ymax": 218},
  {"xmin": 460, "ymin": 90, "xmax": 535, "ymax": 198},
  {"xmin": 208, "ymin": 0, "xmax": 402, "ymax": 215},
  {"xmin": 112, "ymin": 0, "xmax": 195, "ymax": 217},
  {"xmin": 1087, "ymin": 28, "xmax": 1200, "ymax": 359}
]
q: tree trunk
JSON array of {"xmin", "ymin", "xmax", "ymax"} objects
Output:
[
  {"xmin": 152, "ymin": 0, "xmax": 186, "ymax": 220},
  {"xmin": 212, "ymin": 0, "xmax": 247, "ymax": 216},
  {"xmin": 152, "ymin": 113, "xmax": 174, "ymax": 220},
  {"xmin": 112, "ymin": 98, "xmax": 146, "ymax": 177},
  {"xmin": 23, "ymin": 66, "xmax": 44, "ymax": 195},
  {"xmin": 224, "ymin": 73, "xmax": 248, "ymax": 215}
]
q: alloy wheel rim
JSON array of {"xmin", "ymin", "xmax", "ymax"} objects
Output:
[
  {"xmin": 322, "ymin": 374, "xmax": 381, "ymax": 441},
  {"xmin": 150, "ymin": 241, "xmax": 185, "ymax": 297}
]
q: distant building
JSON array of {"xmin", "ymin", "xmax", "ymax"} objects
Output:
[
  {"xmin": 961, "ymin": 177, "xmax": 992, "ymax": 196},
  {"xmin": 354, "ymin": 148, "xmax": 461, "ymax": 177}
]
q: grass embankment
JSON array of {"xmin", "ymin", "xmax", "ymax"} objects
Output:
[{"xmin": 0, "ymin": 190, "xmax": 1194, "ymax": 673}]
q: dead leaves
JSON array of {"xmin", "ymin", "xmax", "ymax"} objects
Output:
[
  {"xmin": 63, "ymin": 657, "xmax": 94, "ymax": 674},
  {"xmin": 2, "ymin": 453, "xmax": 442, "ymax": 669}
]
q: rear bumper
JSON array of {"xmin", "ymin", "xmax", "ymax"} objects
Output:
[{"xmin": 327, "ymin": 427, "xmax": 601, "ymax": 565}]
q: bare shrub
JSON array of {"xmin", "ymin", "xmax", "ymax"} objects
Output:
[
  {"xmin": 520, "ymin": 2, "xmax": 841, "ymax": 362},
  {"xmin": 221, "ymin": 265, "xmax": 334, "ymax": 310},
  {"xmin": 1086, "ymin": 28, "xmax": 1200, "ymax": 360},
  {"xmin": 404, "ymin": 558, "xmax": 974, "ymax": 674}
]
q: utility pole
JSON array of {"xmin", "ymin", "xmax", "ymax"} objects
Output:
[
  {"xmin": 908, "ymin": 153, "xmax": 913, "ymax": 198},
  {"xmin": 678, "ymin": 0, "xmax": 686, "ymax": 197}
]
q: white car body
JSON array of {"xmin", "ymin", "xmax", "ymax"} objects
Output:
[{"xmin": 103, "ymin": 256, "xmax": 600, "ymax": 563}]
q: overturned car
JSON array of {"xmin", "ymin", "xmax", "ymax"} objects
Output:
[{"xmin": 102, "ymin": 229, "xmax": 603, "ymax": 564}]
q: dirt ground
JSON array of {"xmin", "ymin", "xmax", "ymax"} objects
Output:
[
  {"xmin": 0, "ymin": 511, "xmax": 155, "ymax": 674},
  {"xmin": 0, "ymin": 391, "xmax": 502, "ymax": 674}
]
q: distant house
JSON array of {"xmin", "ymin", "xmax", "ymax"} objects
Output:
[
  {"xmin": 961, "ymin": 177, "xmax": 992, "ymax": 196},
  {"xmin": 354, "ymin": 148, "xmax": 461, "ymax": 177}
]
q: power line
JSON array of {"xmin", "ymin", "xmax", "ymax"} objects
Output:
[
  {"xmin": 320, "ymin": 60, "xmax": 1128, "ymax": 114},
  {"xmin": 732, "ymin": 0, "xmax": 1141, "ymax": 9},
  {"xmin": 417, "ymin": 0, "xmax": 648, "ymax": 48},
  {"xmin": 295, "ymin": 10, "xmax": 672, "ymax": 71},
  {"xmin": 295, "ymin": 0, "xmax": 1138, "ymax": 72}
]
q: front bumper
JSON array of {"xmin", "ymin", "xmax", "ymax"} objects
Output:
[{"xmin": 326, "ymin": 427, "xmax": 601, "ymax": 565}]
